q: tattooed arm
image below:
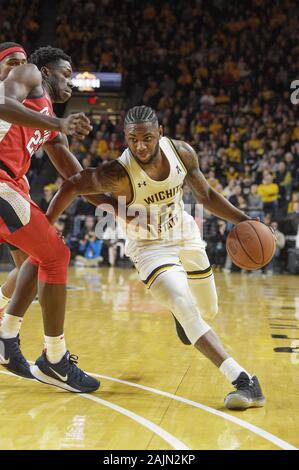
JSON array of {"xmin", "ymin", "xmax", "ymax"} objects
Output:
[
  {"xmin": 46, "ymin": 161, "xmax": 131, "ymax": 224},
  {"xmin": 173, "ymin": 139, "xmax": 250, "ymax": 224},
  {"xmin": 43, "ymin": 132, "xmax": 118, "ymax": 209}
]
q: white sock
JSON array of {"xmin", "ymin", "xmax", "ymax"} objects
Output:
[
  {"xmin": 0, "ymin": 287, "xmax": 10, "ymax": 309},
  {"xmin": 0, "ymin": 313, "xmax": 23, "ymax": 339},
  {"xmin": 219, "ymin": 357, "xmax": 251, "ymax": 383},
  {"xmin": 44, "ymin": 334, "xmax": 67, "ymax": 364}
]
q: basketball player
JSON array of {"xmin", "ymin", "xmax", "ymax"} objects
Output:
[
  {"xmin": 0, "ymin": 43, "xmax": 92, "ymax": 319},
  {"xmin": 0, "ymin": 43, "xmax": 102, "ymax": 392},
  {"xmin": 0, "ymin": 44, "xmax": 116, "ymax": 324},
  {"xmin": 0, "ymin": 46, "xmax": 28, "ymax": 316},
  {"xmin": 46, "ymin": 106, "xmax": 266, "ymax": 410}
]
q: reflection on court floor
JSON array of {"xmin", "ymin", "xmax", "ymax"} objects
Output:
[{"xmin": 0, "ymin": 268, "xmax": 298, "ymax": 450}]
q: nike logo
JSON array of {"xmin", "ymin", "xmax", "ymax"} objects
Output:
[
  {"xmin": 0, "ymin": 355, "xmax": 9, "ymax": 365},
  {"xmin": 0, "ymin": 341, "xmax": 9, "ymax": 365},
  {"xmin": 49, "ymin": 367, "xmax": 68, "ymax": 382}
]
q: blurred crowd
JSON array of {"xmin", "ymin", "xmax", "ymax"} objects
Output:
[
  {"xmin": 1, "ymin": 0, "xmax": 299, "ymax": 271},
  {"xmin": 0, "ymin": 0, "xmax": 41, "ymax": 52}
]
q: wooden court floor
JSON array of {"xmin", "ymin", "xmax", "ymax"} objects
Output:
[{"xmin": 0, "ymin": 267, "xmax": 298, "ymax": 450}]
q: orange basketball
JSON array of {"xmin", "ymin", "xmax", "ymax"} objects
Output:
[{"xmin": 226, "ymin": 220, "xmax": 276, "ymax": 270}]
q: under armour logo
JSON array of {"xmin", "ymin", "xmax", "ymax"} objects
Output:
[
  {"xmin": 138, "ymin": 181, "xmax": 147, "ymax": 188},
  {"xmin": 176, "ymin": 165, "xmax": 182, "ymax": 174}
]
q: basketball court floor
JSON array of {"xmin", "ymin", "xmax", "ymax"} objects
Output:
[{"xmin": 0, "ymin": 267, "xmax": 298, "ymax": 450}]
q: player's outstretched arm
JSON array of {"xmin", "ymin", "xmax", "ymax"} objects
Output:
[
  {"xmin": 173, "ymin": 139, "xmax": 250, "ymax": 225},
  {"xmin": 43, "ymin": 133, "xmax": 119, "ymax": 209},
  {"xmin": 46, "ymin": 161, "xmax": 128, "ymax": 224},
  {"xmin": 0, "ymin": 64, "xmax": 92, "ymax": 138}
]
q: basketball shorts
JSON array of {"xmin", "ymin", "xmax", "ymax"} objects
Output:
[
  {"xmin": 125, "ymin": 214, "xmax": 212, "ymax": 289},
  {"xmin": 0, "ymin": 173, "xmax": 69, "ymax": 283}
]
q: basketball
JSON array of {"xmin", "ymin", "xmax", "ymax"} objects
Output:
[{"xmin": 226, "ymin": 220, "xmax": 276, "ymax": 270}]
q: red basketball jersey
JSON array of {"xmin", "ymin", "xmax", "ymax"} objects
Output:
[{"xmin": 0, "ymin": 90, "xmax": 58, "ymax": 179}]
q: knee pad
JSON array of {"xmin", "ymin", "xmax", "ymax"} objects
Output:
[
  {"xmin": 150, "ymin": 268, "xmax": 211, "ymax": 345},
  {"xmin": 200, "ymin": 298, "xmax": 218, "ymax": 319},
  {"xmin": 208, "ymin": 301, "xmax": 218, "ymax": 319},
  {"xmin": 189, "ymin": 275, "xmax": 219, "ymax": 320}
]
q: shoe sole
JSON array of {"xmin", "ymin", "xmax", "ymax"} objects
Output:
[
  {"xmin": 224, "ymin": 395, "xmax": 266, "ymax": 410},
  {"xmin": 30, "ymin": 365, "xmax": 100, "ymax": 393}
]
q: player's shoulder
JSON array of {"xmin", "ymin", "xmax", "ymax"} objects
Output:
[
  {"xmin": 171, "ymin": 138, "xmax": 195, "ymax": 156},
  {"xmin": 171, "ymin": 139, "xmax": 198, "ymax": 169},
  {"xmin": 7, "ymin": 63, "xmax": 41, "ymax": 84}
]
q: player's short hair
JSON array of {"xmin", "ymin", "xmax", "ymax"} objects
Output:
[
  {"xmin": 29, "ymin": 46, "xmax": 71, "ymax": 69},
  {"xmin": 0, "ymin": 42, "xmax": 23, "ymax": 53},
  {"xmin": 124, "ymin": 106, "xmax": 158, "ymax": 126}
]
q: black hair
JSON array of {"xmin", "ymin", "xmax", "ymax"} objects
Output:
[
  {"xmin": 124, "ymin": 105, "xmax": 158, "ymax": 126},
  {"xmin": 0, "ymin": 42, "xmax": 24, "ymax": 52},
  {"xmin": 28, "ymin": 46, "xmax": 71, "ymax": 69}
]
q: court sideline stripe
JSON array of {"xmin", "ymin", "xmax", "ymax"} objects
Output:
[
  {"xmin": 0, "ymin": 370, "xmax": 189, "ymax": 451},
  {"xmin": 90, "ymin": 373, "xmax": 297, "ymax": 451},
  {"xmin": 80, "ymin": 393, "xmax": 189, "ymax": 450}
]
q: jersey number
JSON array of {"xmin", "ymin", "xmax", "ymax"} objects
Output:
[
  {"xmin": 158, "ymin": 202, "xmax": 176, "ymax": 231},
  {"xmin": 26, "ymin": 130, "xmax": 43, "ymax": 157},
  {"xmin": 26, "ymin": 106, "xmax": 51, "ymax": 157}
]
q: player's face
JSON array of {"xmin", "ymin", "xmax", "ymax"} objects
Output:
[
  {"xmin": 47, "ymin": 59, "xmax": 73, "ymax": 103},
  {"xmin": 125, "ymin": 122, "xmax": 162, "ymax": 164},
  {"xmin": 0, "ymin": 52, "xmax": 27, "ymax": 80}
]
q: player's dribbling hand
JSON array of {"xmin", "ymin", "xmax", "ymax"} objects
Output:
[{"xmin": 59, "ymin": 113, "xmax": 92, "ymax": 139}]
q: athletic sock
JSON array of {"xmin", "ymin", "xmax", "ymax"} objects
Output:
[
  {"xmin": 0, "ymin": 313, "xmax": 23, "ymax": 338},
  {"xmin": 219, "ymin": 357, "xmax": 252, "ymax": 383},
  {"xmin": 44, "ymin": 334, "xmax": 67, "ymax": 364}
]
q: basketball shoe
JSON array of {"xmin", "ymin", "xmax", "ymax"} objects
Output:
[
  {"xmin": 171, "ymin": 313, "xmax": 191, "ymax": 345},
  {"xmin": 0, "ymin": 335, "xmax": 33, "ymax": 379},
  {"xmin": 224, "ymin": 372, "xmax": 266, "ymax": 410},
  {"xmin": 31, "ymin": 350, "xmax": 100, "ymax": 393}
]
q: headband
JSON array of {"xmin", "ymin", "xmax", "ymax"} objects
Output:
[{"xmin": 0, "ymin": 46, "xmax": 27, "ymax": 63}]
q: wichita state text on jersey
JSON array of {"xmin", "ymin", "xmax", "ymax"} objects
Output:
[{"xmin": 118, "ymin": 136, "xmax": 188, "ymax": 240}]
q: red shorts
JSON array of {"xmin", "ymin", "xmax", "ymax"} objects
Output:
[{"xmin": 0, "ymin": 172, "xmax": 70, "ymax": 283}]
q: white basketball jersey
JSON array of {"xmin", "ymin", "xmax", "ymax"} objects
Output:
[{"xmin": 118, "ymin": 136, "xmax": 190, "ymax": 241}]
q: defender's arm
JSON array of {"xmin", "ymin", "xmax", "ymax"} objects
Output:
[{"xmin": 43, "ymin": 133, "xmax": 119, "ymax": 208}]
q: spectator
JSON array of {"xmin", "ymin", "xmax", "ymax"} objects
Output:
[
  {"xmin": 229, "ymin": 185, "xmax": 243, "ymax": 207},
  {"xmin": 263, "ymin": 221, "xmax": 285, "ymax": 275},
  {"xmin": 101, "ymin": 222, "xmax": 126, "ymax": 267},
  {"xmin": 75, "ymin": 232, "xmax": 103, "ymax": 267},
  {"xmin": 247, "ymin": 184, "xmax": 264, "ymax": 219},
  {"xmin": 208, "ymin": 220, "xmax": 229, "ymax": 271},
  {"xmin": 39, "ymin": 184, "xmax": 57, "ymax": 213},
  {"xmin": 258, "ymin": 173, "xmax": 279, "ymax": 218}
]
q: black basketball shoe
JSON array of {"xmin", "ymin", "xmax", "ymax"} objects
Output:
[
  {"xmin": 224, "ymin": 372, "xmax": 266, "ymax": 410},
  {"xmin": 0, "ymin": 335, "xmax": 33, "ymax": 379},
  {"xmin": 31, "ymin": 350, "xmax": 100, "ymax": 393}
]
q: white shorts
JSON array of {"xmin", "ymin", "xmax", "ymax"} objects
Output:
[{"xmin": 125, "ymin": 214, "xmax": 212, "ymax": 288}]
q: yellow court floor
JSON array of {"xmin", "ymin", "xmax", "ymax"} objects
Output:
[{"xmin": 0, "ymin": 267, "xmax": 298, "ymax": 450}]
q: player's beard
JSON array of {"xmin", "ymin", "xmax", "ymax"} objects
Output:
[{"xmin": 133, "ymin": 141, "xmax": 160, "ymax": 165}]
